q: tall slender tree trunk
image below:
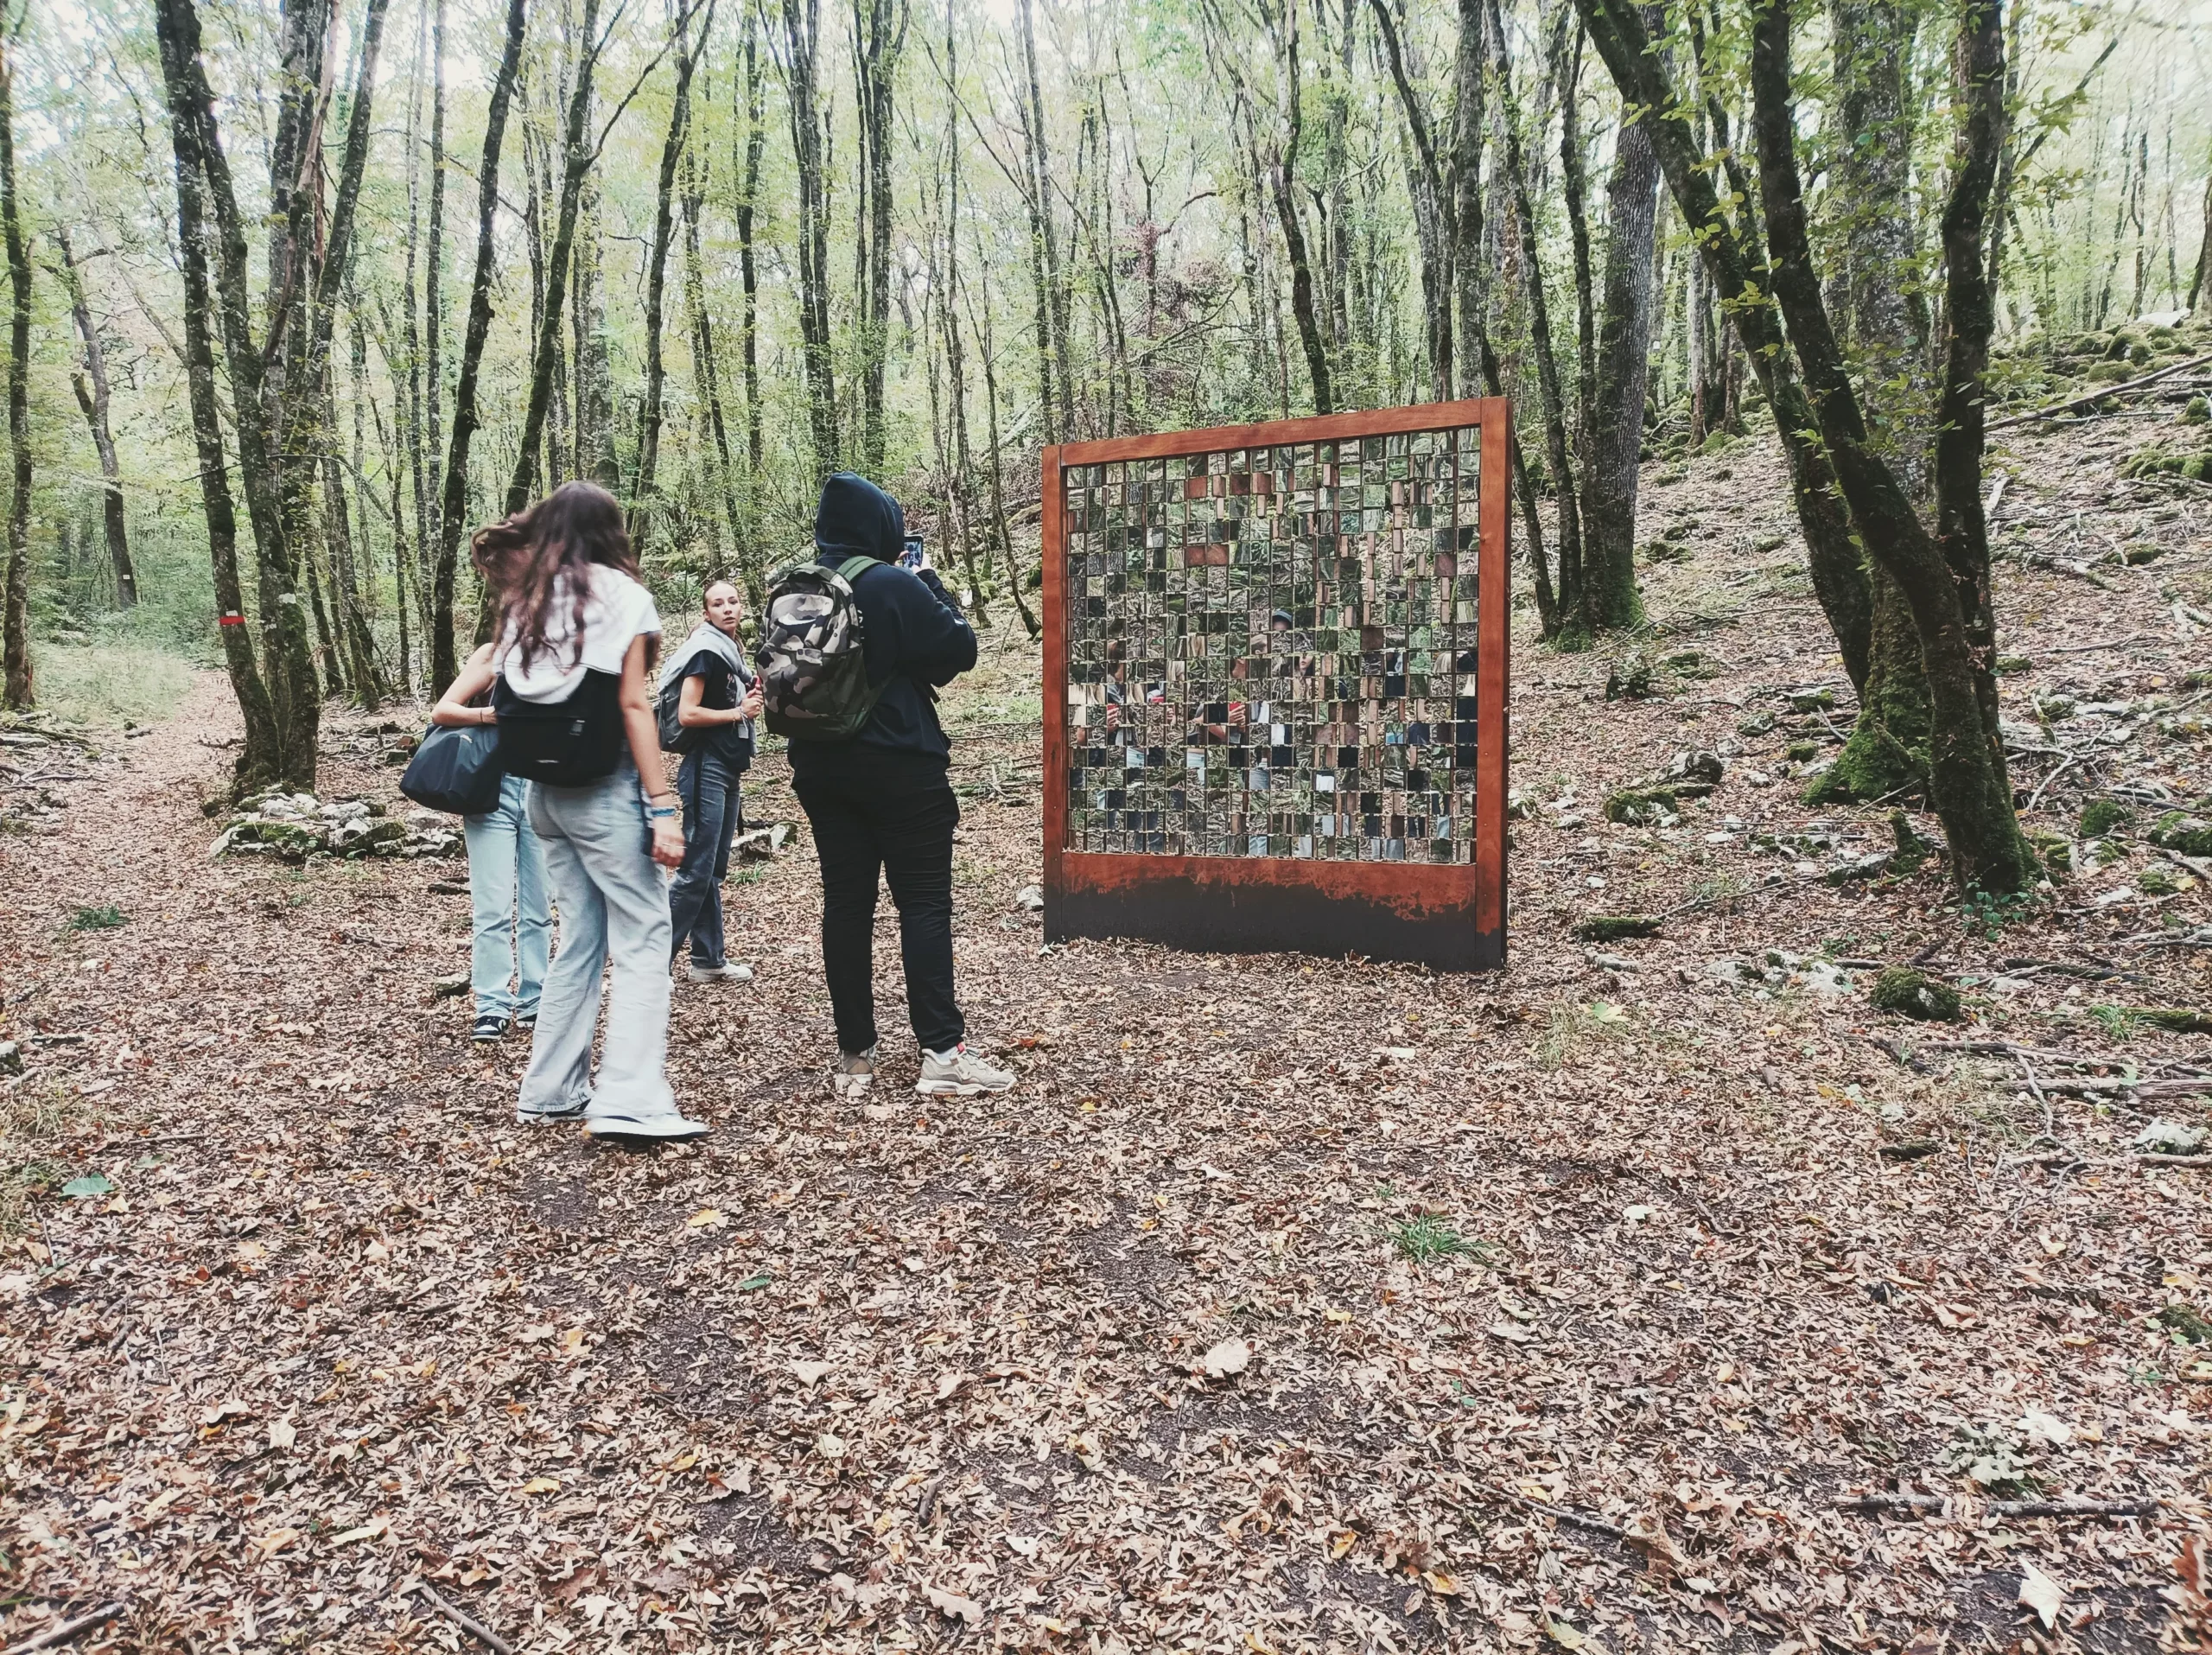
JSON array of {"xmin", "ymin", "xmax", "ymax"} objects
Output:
[
  {"xmin": 151, "ymin": 0, "xmax": 283, "ymax": 788},
  {"xmin": 935, "ymin": 0, "xmax": 992, "ymax": 630},
  {"xmin": 683, "ymin": 156, "xmax": 749, "ymax": 596},
  {"xmin": 1015, "ymin": 0, "xmax": 1071, "ymax": 440},
  {"xmin": 1447, "ymin": 0, "xmax": 1484, "ymax": 400},
  {"xmin": 425, "ymin": 0, "xmax": 448, "ymax": 570},
  {"xmin": 507, "ymin": 0, "xmax": 609, "ymax": 517},
  {"xmin": 1573, "ymin": 0, "xmax": 1871, "ymax": 694},
  {"xmin": 1810, "ymin": 0, "xmax": 1932, "ymax": 805},
  {"xmin": 855, "ymin": 0, "xmax": 905, "ymax": 474},
  {"xmin": 630, "ymin": 0, "xmax": 706, "ymax": 560},
  {"xmin": 1365, "ymin": 0, "xmax": 1450, "ymax": 398},
  {"xmin": 968, "ymin": 245, "xmax": 1038, "ymax": 637},
  {"xmin": 430, "ymin": 0, "xmax": 526, "ymax": 683},
  {"xmin": 2190, "ymin": 142, "xmax": 2212, "ymax": 314},
  {"xmin": 1743, "ymin": 0, "xmax": 2033, "ymax": 889},
  {"xmin": 56, "ymin": 235, "xmax": 139, "ymax": 608},
  {"xmin": 0, "ymin": 27, "xmax": 29, "ymax": 711},
  {"xmin": 1573, "ymin": 78, "xmax": 1662, "ymax": 634},
  {"xmin": 1270, "ymin": 0, "xmax": 1332, "ymax": 413},
  {"xmin": 1489, "ymin": 0, "xmax": 1569, "ymax": 637},
  {"xmin": 775, "ymin": 0, "xmax": 839, "ymax": 472},
  {"xmin": 735, "ymin": 12, "xmax": 766, "ymax": 509},
  {"xmin": 399, "ymin": 4, "xmax": 430, "ymax": 684}
]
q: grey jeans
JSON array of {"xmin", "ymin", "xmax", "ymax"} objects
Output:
[{"xmin": 518, "ymin": 763, "xmax": 680, "ymax": 1124}]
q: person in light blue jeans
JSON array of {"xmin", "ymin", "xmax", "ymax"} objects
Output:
[
  {"xmin": 433, "ymin": 641, "xmax": 553, "ymax": 1042},
  {"xmin": 520, "ymin": 759, "xmax": 679, "ymax": 1126},
  {"xmin": 462, "ymin": 774, "xmax": 550, "ymax": 1036}
]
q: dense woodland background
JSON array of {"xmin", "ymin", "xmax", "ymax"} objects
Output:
[{"xmin": 0, "ymin": 0, "xmax": 2206, "ymax": 867}]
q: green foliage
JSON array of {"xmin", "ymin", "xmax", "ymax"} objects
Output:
[
  {"xmin": 2085, "ymin": 1004, "xmax": 2139, "ymax": 1040},
  {"xmin": 1957, "ymin": 887, "xmax": 2039, "ymax": 939},
  {"xmin": 1385, "ymin": 1214, "xmax": 1494, "ymax": 1267},
  {"xmin": 67, "ymin": 905, "xmax": 125, "ymax": 931},
  {"xmin": 1940, "ymin": 1425, "xmax": 2039, "ymax": 1496},
  {"xmin": 31, "ymin": 646, "xmax": 195, "ymax": 731},
  {"xmin": 2156, "ymin": 1303, "xmax": 2212, "ymax": 1345}
]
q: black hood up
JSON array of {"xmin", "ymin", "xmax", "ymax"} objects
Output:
[{"xmin": 815, "ymin": 472, "xmax": 905, "ymax": 563}]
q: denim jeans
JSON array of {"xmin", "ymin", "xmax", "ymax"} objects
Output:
[
  {"xmin": 518, "ymin": 762, "xmax": 680, "ymax": 1124},
  {"xmin": 668, "ymin": 748, "xmax": 742, "ymax": 967},
  {"xmin": 461, "ymin": 773, "xmax": 550, "ymax": 1021},
  {"xmin": 792, "ymin": 753, "xmax": 964, "ymax": 1054}
]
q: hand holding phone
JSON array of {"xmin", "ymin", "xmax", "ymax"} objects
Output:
[{"xmin": 899, "ymin": 535, "xmax": 928, "ymax": 571}]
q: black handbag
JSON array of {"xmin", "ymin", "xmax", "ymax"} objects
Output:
[
  {"xmin": 397, "ymin": 721, "xmax": 505, "ymax": 816},
  {"xmin": 491, "ymin": 669, "xmax": 627, "ymax": 787}
]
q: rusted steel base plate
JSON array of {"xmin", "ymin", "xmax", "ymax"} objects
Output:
[{"xmin": 1046, "ymin": 854, "xmax": 1500, "ymax": 971}]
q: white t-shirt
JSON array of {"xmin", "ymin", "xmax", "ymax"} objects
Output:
[{"xmin": 495, "ymin": 564, "xmax": 662, "ymax": 703}]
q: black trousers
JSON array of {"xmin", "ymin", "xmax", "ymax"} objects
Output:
[{"xmin": 792, "ymin": 753, "xmax": 964, "ymax": 1055}]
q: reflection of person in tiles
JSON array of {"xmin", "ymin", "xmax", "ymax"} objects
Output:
[
  {"xmin": 1102, "ymin": 637, "xmax": 1161, "ymax": 736},
  {"xmin": 1186, "ymin": 654, "xmax": 1257, "ymax": 745}
]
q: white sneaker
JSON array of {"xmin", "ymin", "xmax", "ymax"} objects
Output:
[
  {"xmin": 686, "ymin": 960, "xmax": 754, "ymax": 983},
  {"xmin": 916, "ymin": 1043, "xmax": 1014, "ymax": 1096},
  {"xmin": 586, "ymin": 1111, "xmax": 709, "ymax": 1142}
]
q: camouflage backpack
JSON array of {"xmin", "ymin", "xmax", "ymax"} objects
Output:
[{"xmin": 754, "ymin": 554, "xmax": 885, "ymax": 741}]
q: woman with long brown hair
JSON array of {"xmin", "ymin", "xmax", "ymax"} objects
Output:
[{"xmin": 475, "ymin": 481, "xmax": 706, "ymax": 1142}]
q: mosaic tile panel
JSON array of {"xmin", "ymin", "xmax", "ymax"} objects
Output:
[{"xmin": 1061, "ymin": 426, "xmax": 1484, "ymax": 863}]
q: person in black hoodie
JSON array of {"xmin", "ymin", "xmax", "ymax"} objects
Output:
[{"xmin": 791, "ymin": 473, "xmax": 1014, "ymax": 1098}]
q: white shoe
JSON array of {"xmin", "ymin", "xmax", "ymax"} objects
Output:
[
  {"xmin": 686, "ymin": 961, "xmax": 754, "ymax": 983},
  {"xmin": 586, "ymin": 1111, "xmax": 709, "ymax": 1142},
  {"xmin": 916, "ymin": 1043, "xmax": 1014, "ymax": 1096}
]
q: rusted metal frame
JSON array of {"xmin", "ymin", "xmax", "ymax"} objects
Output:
[
  {"xmin": 1474, "ymin": 403, "xmax": 1510, "ymax": 965},
  {"xmin": 1040, "ymin": 442, "xmax": 1068, "ymax": 911},
  {"xmin": 1043, "ymin": 400, "xmax": 1510, "ymax": 969},
  {"xmin": 1056, "ymin": 398, "xmax": 1495, "ymax": 465}
]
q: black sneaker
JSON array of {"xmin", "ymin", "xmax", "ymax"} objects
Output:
[
  {"xmin": 470, "ymin": 1015, "xmax": 507, "ymax": 1043},
  {"xmin": 515, "ymin": 1010, "xmax": 538, "ymax": 1031}
]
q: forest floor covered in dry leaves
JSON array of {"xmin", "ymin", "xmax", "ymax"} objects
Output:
[{"xmin": 3, "ymin": 413, "xmax": 2210, "ymax": 1655}]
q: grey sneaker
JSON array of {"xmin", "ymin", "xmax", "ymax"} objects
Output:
[
  {"xmin": 916, "ymin": 1043, "xmax": 1014, "ymax": 1097},
  {"xmin": 686, "ymin": 961, "xmax": 754, "ymax": 983},
  {"xmin": 516, "ymin": 1095, "xmax": 588, "ymax": 1126},
  {"xmin": 834, "ymin": 1045, "xmax": 877, "ymax": 1097}
]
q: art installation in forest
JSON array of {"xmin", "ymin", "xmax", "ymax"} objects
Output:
[{"xmin": 1041, "ymin": 401, "xmax": 1510, "ymax": 970}]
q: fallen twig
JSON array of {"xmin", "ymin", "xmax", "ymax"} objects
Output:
[
  {"xmin": 2137, "ymin": 1153, "xmax": 2211, "ymax": 1168},
  {"xmin": 2, "ymin": 1604, "xmax": 128, "ymax": 1655},
  {"xmin": 410, "ymin": 1582, "xmax": 514, "ymax": 1655},
  {"xmin": 1989, "ymin": 1497, "xmax": 2158, "ymax": 1518},
  {"xmin": 1835, "ymin": 1493, "xmax": 1946, "ymax": 1515},
  {"xmin": 1478, "ymin": 1484, "xmax": 1627, "ymax": 1540},
  {"xmin": 1836, "ymin": 1493, "xmax": 2158, "ymax": 1520}
]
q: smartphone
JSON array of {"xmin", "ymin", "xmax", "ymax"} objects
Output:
[{"xmin": 899, "ymin": 535, "xmax": 928, "ymax": 571}]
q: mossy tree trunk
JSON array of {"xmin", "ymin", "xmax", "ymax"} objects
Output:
[
  {"xmin": 1746, "ymin": 0, "xmax": 2036, "ymax": 893},
  {"xmin": 1573, "ymin": 67, "xmax": 1661, "ymax": 637},
  {"xmin": 1809, "ymin": 0, "xmax": 1932, "ymax": 804}
]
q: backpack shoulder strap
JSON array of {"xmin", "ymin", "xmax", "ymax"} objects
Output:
[{"xmin": 835, "ymin": 554, "xmax": 879, "ymax": 587}]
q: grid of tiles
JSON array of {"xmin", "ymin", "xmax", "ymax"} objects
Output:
[{"xmin": 1061, "ymin": 426, "xmax": 1484, "ymax": 863}]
